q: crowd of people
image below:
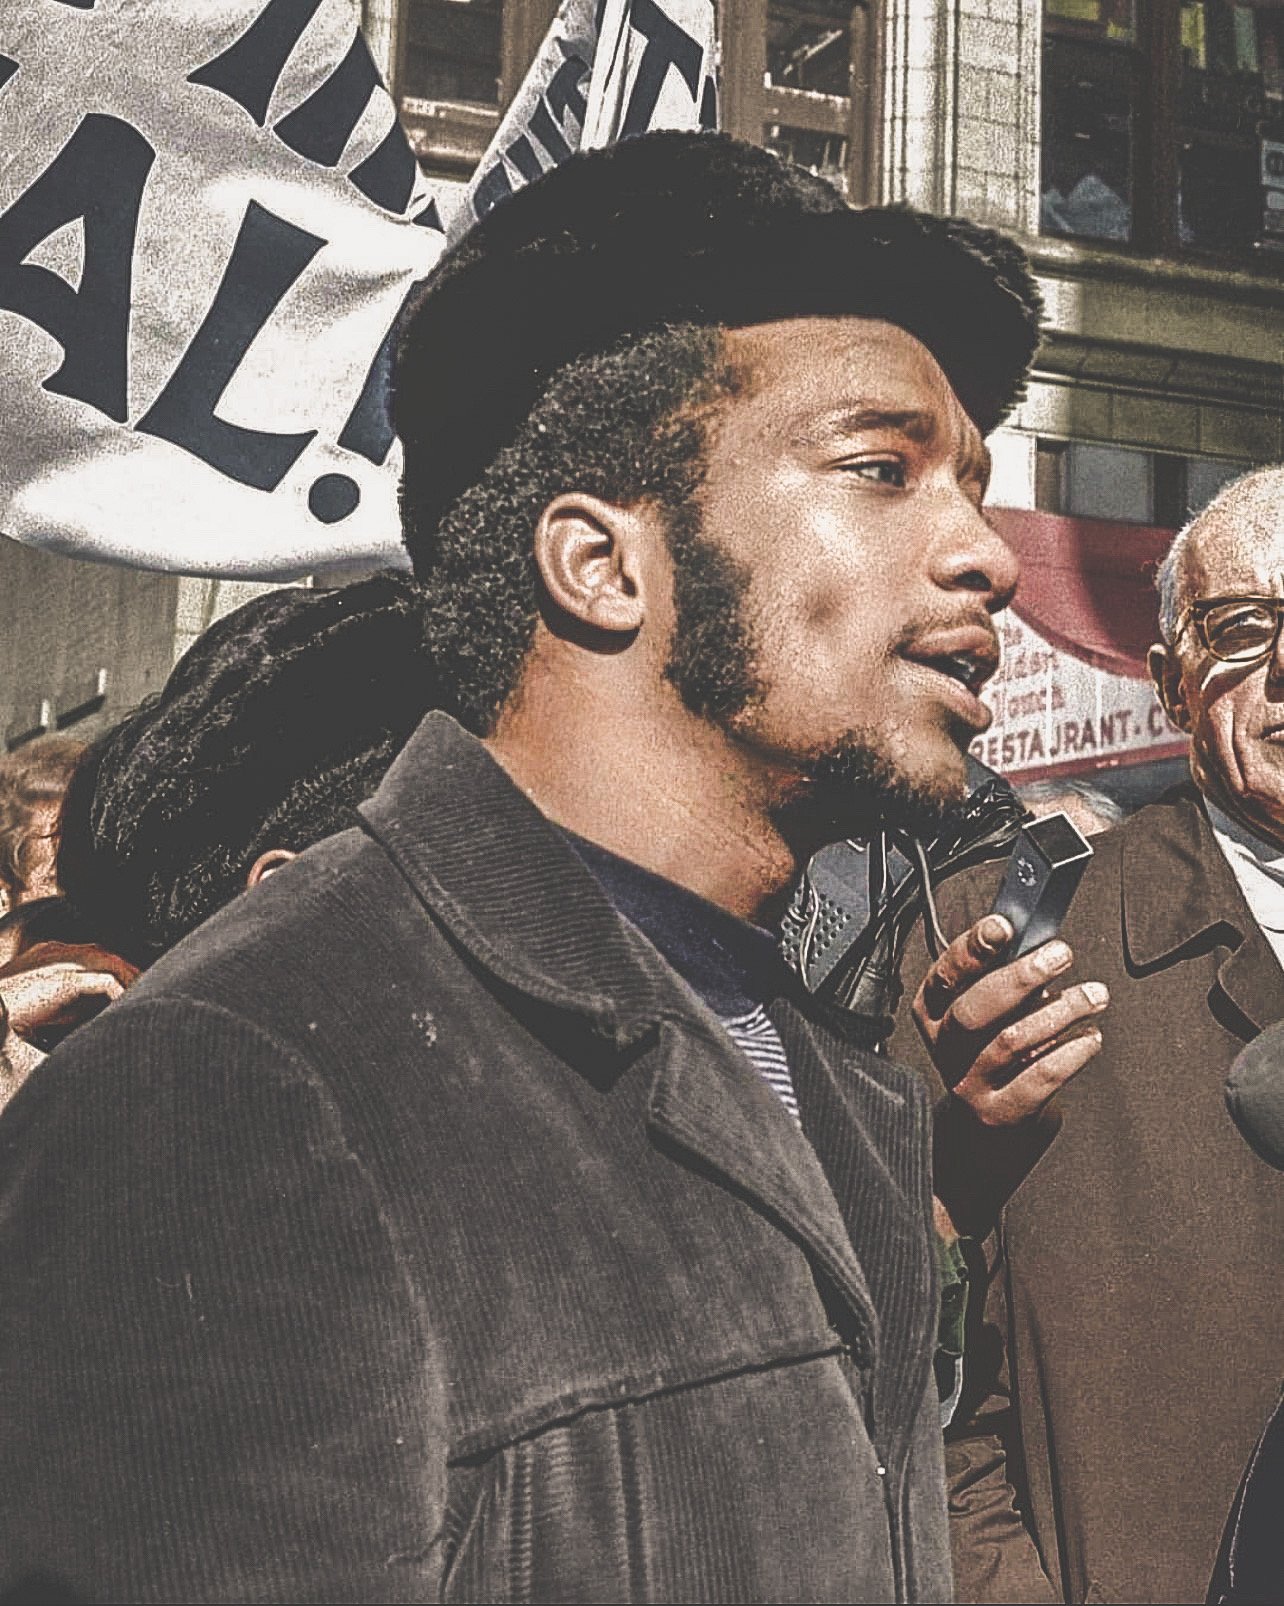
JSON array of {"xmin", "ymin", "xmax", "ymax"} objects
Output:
[{"xmin": 0, "ymin": 129, "xmax": 1280, "ymax": 1605}]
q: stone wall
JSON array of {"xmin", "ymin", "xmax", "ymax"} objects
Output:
[
  {"xmin": 0, "ymin": 540, "xmax": 294, "ymax": 754},
  {"xmin": 882, "ymin": 0, "xmax": 1039, "ymax": 231}
]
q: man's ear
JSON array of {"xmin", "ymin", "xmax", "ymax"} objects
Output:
[
  {"xmin": 1148, "ymin": 642, "xmax": 1191, "ymax": 733},
  {"xmin": 247, "ymin": 848, "xmax": 296, "ymax": 889},
  {"xmin": 531, "ymin": 493, "xmax": 657, "ymax": 637}
]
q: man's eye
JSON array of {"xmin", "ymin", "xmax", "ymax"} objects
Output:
[{"xmin": 844, "ymin": 459, "xmax": 907, "ymax": 488}]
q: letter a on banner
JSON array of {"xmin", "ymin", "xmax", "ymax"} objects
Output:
[{"xmin": 0, "ymin": 0, "xmax": 717, "ymax": 577}]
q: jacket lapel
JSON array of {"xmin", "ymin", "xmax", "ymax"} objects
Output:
[
  {"xmin": 775, "ymin": 1004, "xmax": 935, "ymax": 1454},
  {"xmin": 360, "ymin": 713, "xmax": 681, "ymax": 1048},
  {"xmin": 1122, "ymin": 786, "xmax": 1284, "ymax": 1036},
  {"xmin": 1215, "ymin": 929, "xmax": 1284, "ymax": 1036},
  {"xmin": 647, "ymin": 1015, "xmax": 880, "ymax": 1362}
]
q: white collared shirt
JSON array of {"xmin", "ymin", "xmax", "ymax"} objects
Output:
[{"xmin": 1206, "ymin": 798, "xmax": 1284, "ymax": 970}]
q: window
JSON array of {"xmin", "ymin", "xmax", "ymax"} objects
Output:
[
  {"xmin": 404, "ymin": 0, "xmax": 503, "ymax": 104},
  {"xmin": 391, "ymin": 0, "xmax": 882, "ymax": 198},
  {"xmin": 1041, "ymin": 0, "xmax": 1284, "ymax": 268},
  {"xmin": 762, "ymin": 0, "xmax": 858, "ymax": 193},
  {"xmin": 1040, "ymin": 2, "xmax": 1136, "ymax": 245},
  {"xmin": 1035, "ymin": 439, "xmax": 1250, "ymax": 521},
  {"xmin": 1178, "ymin": 1, "xmax": 1284, "ymax": 256},
  {"xmin": 723, "ymin": 0, "xmax": 880, "ymax": 200},
  {"xmin": 395, "ymin": 0, "xmax": 557, "ymax": 178}
]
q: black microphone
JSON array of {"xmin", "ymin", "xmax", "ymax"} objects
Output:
[{"xmin": 1225, "ymin": 1020, "xmax": 1284, "ymax": 1171}]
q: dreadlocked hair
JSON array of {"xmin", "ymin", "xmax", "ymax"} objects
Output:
[
  {"xmin": 403, "ymin": 323, "xmax": 742, "ymax": 734},
  {"xmin": 57, "ymin": 572, "xmax": 437, "ymax": 967}
]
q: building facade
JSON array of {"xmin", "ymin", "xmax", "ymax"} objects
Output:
[
  {"xmin": 4, "ymin": 0, "xmax": 1282, "ymax": 804},
  {"xmin": 382, "ymin": 0, "xmax": 1284, "ymax": 801}
]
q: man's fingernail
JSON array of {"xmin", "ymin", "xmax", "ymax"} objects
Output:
[
  {"xmin": 1037, "ymin": 941, "xmax": 1072, "ymax": 975},
  {"xmin": 978, "ymin": 915, "xmax": 1012, "ymax": 951},
  {"xmin": 1082, "ymin": 981, "xmax": 1109, "ymax": 1007}
]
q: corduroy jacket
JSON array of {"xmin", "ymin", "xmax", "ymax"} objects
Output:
[{"xmin": 0, "ymin": 713, "xmax": 951, "ymax": 1605}]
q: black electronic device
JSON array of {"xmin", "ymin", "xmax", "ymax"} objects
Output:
[
  {"xmin": 778, "ymin": 763, "xmax": 1032, "ymax": 1035},
  {"xmin": 990, "ymin": 810, "xmax": 1093, "ymax": 958},
  {"xmin": 778, "ymin": 835, "xmax": 913, "ymax": 994}
]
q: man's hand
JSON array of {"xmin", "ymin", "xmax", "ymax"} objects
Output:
[
  {"xmin": 2, "ymin": 958, "xmax": 129, "ymax": 1040},
  {"xmin": 0, "ymin": 944, "xmax": 138, "ymax": 1117},
  {"xmin": 0, "ymin": 994, "xmax": 45, "ymax": 1112},
  {"xmin": 914, "ymin": 913, "xmax": 1107, "ymax": 1126}
]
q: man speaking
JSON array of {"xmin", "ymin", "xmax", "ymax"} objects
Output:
[{"xmin": 0, "ymin": 134, "xmax": 1105, "ymax": 1603}]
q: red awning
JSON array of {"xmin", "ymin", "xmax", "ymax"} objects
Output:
[{"xmin": 988, "ymin": 507, "xmax": 1175, "ymax": 681}]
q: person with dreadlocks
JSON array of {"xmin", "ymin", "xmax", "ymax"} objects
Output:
[
  {"xmin": 55, "ymin": 571, "xmax": 438, "ymax": 970},
  {"xmin": 0, "ymin": 133, "xmax": 1108, "ymax": 1603}
]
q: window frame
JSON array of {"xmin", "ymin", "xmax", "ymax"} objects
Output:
[
  {"xmin": 721, "ymin": 0, "xmax": 883, "ymax": 202},
  {"xmin": 1034, "ymin": 436, "xmax": 1253, "ymax": 523},
  {"xmin": 388, "ymin": 0, "xmax": 884, "ymax": 198},
  {"xmin": 393, "ymin": 0, "xmax": 560, "ymax": 178},
  {"xmin": 1042, "ymin": 0, "xmax": 1284, "ymax": 274}
]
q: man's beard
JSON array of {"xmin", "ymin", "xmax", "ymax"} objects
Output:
[
  {"xmin": 662, "ymin": 521, "xmax": 968, "ymax": 848},
  {"xmin": 661, "ymin": 511, "xmax": 763, "ymax": 726},
  {"xmin": 773, "ymin": 735, "xmax": 965, "ymax": 848}
]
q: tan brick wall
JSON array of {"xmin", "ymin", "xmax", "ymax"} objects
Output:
[
  {"xmin": 883, "ymin": 0, "xmax": 1040, "ymax": 230},
  {"xmin": 0, "ymin": 546, "xmax": 309, "ymax": 755},
  {"xmin": 877, "ymin": 1, "xmax": 1284, "ymax": 465}
]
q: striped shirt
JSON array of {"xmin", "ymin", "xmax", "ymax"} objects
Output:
[{"xmin": 721, "ymin": 1005, "xmax": 801, "ymax": 1124}]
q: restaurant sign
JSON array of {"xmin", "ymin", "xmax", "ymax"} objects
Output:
[{"xmin": 971, "ymin": 508, "xmax": 1189, "ymax": 781}]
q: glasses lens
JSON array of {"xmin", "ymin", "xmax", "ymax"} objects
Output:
[{"xmin": 1202, "ymin": 601, "xmax": 1281, "ymax": 661}]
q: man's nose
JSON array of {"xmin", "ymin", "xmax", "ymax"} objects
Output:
[{"xmin": 932, "ymin": 497, "xmax": 1020, "ymax": 614}]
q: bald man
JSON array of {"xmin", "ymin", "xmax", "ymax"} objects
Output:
[{"xmin": 891, "ymin": 467, "xmax": 1284, "ymax": 1605}]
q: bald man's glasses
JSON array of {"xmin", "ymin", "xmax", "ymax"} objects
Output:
[{"xmin": 1174, "ymin": 596, "xmax": 1284, "ymax": 664}]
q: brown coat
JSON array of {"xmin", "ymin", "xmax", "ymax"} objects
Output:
[{"xmin": 891, "ymin": 785, "xmax": 1284, "ymax": 1605}]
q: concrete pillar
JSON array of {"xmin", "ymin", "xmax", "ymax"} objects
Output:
[{"xmin": 882, "ymin": 0, "xmax": 1040, "ymax": 233}]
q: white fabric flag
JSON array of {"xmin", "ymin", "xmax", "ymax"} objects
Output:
[
  {"xmin": 0, "ymin": 0, "xmax": 716, "ymax": 579},
  {"xmin": 451, "ymin": 0, "xmax": 716, "ymax": 239}
]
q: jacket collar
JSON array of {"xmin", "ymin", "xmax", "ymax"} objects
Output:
[
  {"xmin": 361, "ymin": 714, "xmax": 887, "ymax": 1349},
  {"xmin": 1120, "ymin": 784, "xmax": 1231, "ymax": 966},
  {"xmin": 359, "ymin": 712, "xmax": 684, "ymax": 1047},
  {"xmin": 565, "ymin": 829, "xmax": 787, "ymax": 1016},
  {"xmin": 1121, "ymin": 782, "xmax": 1284, "ymax": 1033}
]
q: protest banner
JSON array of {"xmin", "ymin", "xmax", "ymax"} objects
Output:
[
  {"xmin": 453, "ymin": 0, "xmax": 716, "ymax": 236},
  {"xmin": 0, "ymin": 0, "xmax": 716, "ymax": 578}
]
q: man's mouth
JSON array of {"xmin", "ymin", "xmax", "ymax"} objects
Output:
[
  {"xmin": 900, "ymin": 630, "xmax": 1000, "ymax": 727},
  {"xmin": 918, "ymin": 651, "xmax": 992, "ymax": 693},
  {"xmin": 903, "ymin": 633, "xmax": 999, "ymax": 692}
]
